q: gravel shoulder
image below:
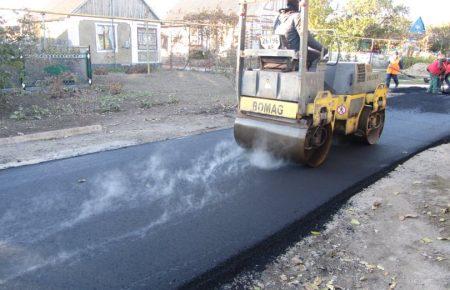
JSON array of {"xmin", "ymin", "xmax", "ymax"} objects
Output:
[{"xmin": 224, "ymin": 144, "xmax": 450, "ymax": 290}]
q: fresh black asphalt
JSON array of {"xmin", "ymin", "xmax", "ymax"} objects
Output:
[{"xmin": 0, "ymin": 88, "xmax": 449, "ymax": 289}]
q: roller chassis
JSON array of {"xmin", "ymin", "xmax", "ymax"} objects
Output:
[
  {"xmin": 307, "ymin": 84, "xmax": 387, "ymax": 136},
  {"xmin": 235, "ymin": 84, "xmax": 387, "ymax": 167},
  {"xmin": 234, "ymin": 0, "xmax": 388, "ymax": 167}
]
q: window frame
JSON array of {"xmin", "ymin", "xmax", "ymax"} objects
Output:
[
  {"xmin": 137, "ymin": 26, "xmax": 158, "ymax": 51},
  {"xmin": 136, "ymin": 24, "xmax": 159, "ymax": 63},
  {"xmin": 95, "ymin": 23, "xmax": 118, "ymax": 53}
]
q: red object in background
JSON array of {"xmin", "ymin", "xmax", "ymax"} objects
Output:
[
  {"xmin": 444, "ymin": 60, "xmax": 450, "ymax": 74},
  {"xmin": 428, "ymin": 60, "xmax": 445, "ymax": 76}
]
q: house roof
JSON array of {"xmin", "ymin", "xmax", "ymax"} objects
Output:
[
  {"xmin": 46, "ymin": 0, "xmax": 86, "ymax": 13},
  {"xmin": 34, "ymin": 0, "xmax": 160, "ymax": 21},
  {"xmin": 28, "ymin": 0, "xmax": 85, "ymax": 21}
]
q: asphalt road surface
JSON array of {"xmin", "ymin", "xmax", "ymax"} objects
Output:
[{"xmin": 1, "ymin": 89, "xmax": 449, "ymax": 289}]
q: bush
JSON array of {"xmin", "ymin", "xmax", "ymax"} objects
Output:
[
  {"xmin": 61, "ymin": 72, "xmax": 76, "ymax": 85},
  {"xmin": 44, "ymin": 64, "xmax": 69, "ymax": 76},
  {"xmin": 29, "ymin": 105, "xmax": 50, "ymax": 120},
  {"xmin": 99, "ymin": 95, "xmax": 122, "ymax": 113},
  {"xmin": 139, "ymin": 99, "xmax": 154, "ymax": 109},
  {"xmin": 9, "ymin": 107, "xmax": 26, "ymax": 120},
  {"xmin": 108, "ymin": 81, "xmax": 123, "ymax": 95},
  {"xmin": 107, "ymin": 66, "xmax": 127, "ymax": 73},
  {"xmin": 94, "ymin": 67, "xmax": 108, "ymax": 75},
  {"xmin": 0, "ymin": 14, "xmax": 36, "ymax": 89},
  {"xmin": 49, "ymin": 76, "xmax": 64, "ymax": 98},
  {"xmin": 125, "ymin": 65, "xmax": 149, "ymax": 74},
  {"xmin": 168, "ymin": 96, "xmax": 180, "ymax": 105},
  {"xmin": 139, "ymin": 96, "xmax": 180, "ymax": 109},
  {"xmin": 189, "ymin": 49, "xmax": 213, "ymax": 60},
  {"xmin": 9, "ymin": 105, "xmax": 51, "ymax": 121}
]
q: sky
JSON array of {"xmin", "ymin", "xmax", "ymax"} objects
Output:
[
  {"xmin": 0, "ymin": 0, "xmax": 448, "ymax": 26},
  {"xmin": 395, "ymin": 0, "xmax": 448, "ymax": 26}
]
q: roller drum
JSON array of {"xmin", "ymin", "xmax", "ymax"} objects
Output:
[
  {"xmin": 234, "ymin": 115, "xmax": 309, "ymax": 164},
  {"xmin": 234, "ymin": 115, "xmax": 333, "ymax": 167}
]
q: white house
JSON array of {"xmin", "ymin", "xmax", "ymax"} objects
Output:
[
  {"xmin": 41, "ymin": 0, "xmax": 162, "ymax": 66},
  {"xmin": 160, "ymin": 0, "xmax": 287, "ymax": 64}
]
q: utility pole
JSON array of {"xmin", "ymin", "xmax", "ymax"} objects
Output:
[
  {"xmin": 369, "ymin": 38, "xmax": 375, "ymax": 65},
  {"xmin": 169, "ymin": 31, "xmax": 173, "ymax": 70},
  {"xmin": 110, "ymin": 0, "xmax": 116, "ymax": 69},
  {"xmin": 146, "ymin": 11, "xmax": 150, "ymax": 75},
  {"xmin": 236, "ymin": 2, "xmax": 247, "ymax": 102},
  {"xmin": 41, "ymin": 13, "xmax": 46, "ymax": 51}
]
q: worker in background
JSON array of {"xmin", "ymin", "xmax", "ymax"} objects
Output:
[
  {"xmin": 442, "ymin": 57, "xmax": 450, "ymax": 92},
  {"xmin": 427, "ymin": 52, "xmax": 446, "ymax": 94},
  {"xmin": 274, "ymin": 0, "xmax": 328, "ymax": 68},
  {"xmin": 385, "ymin": 51, "xmax": 403, "ymax": 88}
]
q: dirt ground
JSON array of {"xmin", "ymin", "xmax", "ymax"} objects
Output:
[
  {"xmin": 0, "ymin": 70, "xmax": 236, "ymax": 168},
  {"xmin": 0, "ymin": 67, "xmax": 432, "ymax": 169},
  {"xmin": 223, "ymin": 144, "xmax": 450, "ymax": 290},
  {"xmin": 0, "ymin": 70, "xmax": 235, "ymax": 138}
]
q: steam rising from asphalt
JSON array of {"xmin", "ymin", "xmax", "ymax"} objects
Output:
[
  {"xmin": 72, "ymin": 141, "xmax": 247, "ymax": 224},
  {"xmin": 68, "ymin": 142, "xmax": 285, "ymax": 226},
  {"xmin": 0, "ymin": 141, "xmax": 287, "ymax": 284},
  {"xmin": 248, "ymin": 149, "xmax": 286, "ymax": 170}
]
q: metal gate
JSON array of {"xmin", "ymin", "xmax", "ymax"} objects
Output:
[{"xmin": 23, "ymin": 46, "xmax": 92, "ymax": 88}]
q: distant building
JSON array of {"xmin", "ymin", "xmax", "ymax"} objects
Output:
[
  {"xmin": 161, "ymin": 0, "xmax": 285, "ymax": 66},
  {"xmin": 41, "ymin": 0, "xmax": 161, "ymax": 66}
]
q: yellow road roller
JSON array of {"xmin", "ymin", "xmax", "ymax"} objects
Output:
[{"xmin": 234, "ymin": 0, "xmax": 387, "ymax": 167}]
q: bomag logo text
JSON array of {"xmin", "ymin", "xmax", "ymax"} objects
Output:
[{"xmin": 253, "ymin": 101, "xmax": 284, "ymax": 116}]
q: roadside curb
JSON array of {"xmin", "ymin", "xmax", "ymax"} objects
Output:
[
  {"xmin": 0, "ymin": 126, "xmax": 232, "ymax": 171},
  {"xmin": 0, "ymin": 125, "xmax": 103, "ymax": 146},
  {"xmin": 0, "ymin": 140, "xmax": 136, "ymax": 171}
]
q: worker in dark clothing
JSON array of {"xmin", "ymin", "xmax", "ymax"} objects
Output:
[
  {"xmin": 273, "ymin": 0, "xmax": 328, "ymax": 69},
  {"xmin": 442, "ymin": 58, "xmax": 450, "ymax": 92}
]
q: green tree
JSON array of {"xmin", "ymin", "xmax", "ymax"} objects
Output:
[
  {"xmin": 333, "ymin": 0, "xmax": 411, "ymax": 50},
  {"xmin": 184, "ymin": 8, "xmax": 238, "ymax": 54},
  {"xmin": 308, "ymin": 0, "xmax": 336, "ymax": 49},
  {"xmin": 0, "ymin": 17, "xmax": 20, "ymax": 88},
  {"xmin": 428, "ymin": 24, "xmax": 450, "ymax": 53},
  {"xmin": 0, "ymin": 13, "xmax": 39, "ymax": 88},
  {"xmin": 309, "ymin": 0, "xmax": 334, "ymax": 30}
]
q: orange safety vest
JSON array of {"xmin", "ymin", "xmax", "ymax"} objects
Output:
[{"xmin": 387, "ymin": 57, "xmax": 401, "ymax": 75}]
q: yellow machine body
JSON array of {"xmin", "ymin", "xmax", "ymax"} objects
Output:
[
  {"xmin": 234, "ymin": 84, "xmax": 388, "ymax": 167},
  {"xmin": 234, "ymin": 0, "xmax": 388, "ymax": 167}
]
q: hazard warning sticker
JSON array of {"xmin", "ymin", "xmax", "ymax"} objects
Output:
[{"xmin": 337, "ymin": 105, "xmax": 347, "ymax": 115}]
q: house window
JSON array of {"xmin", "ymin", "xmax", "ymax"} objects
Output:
[
  {"xmin": 96, "ymin": 24, "xmax": 117, "ymax": 52},
  {"xmin": 137, "ymin": 27, "xmax": 157, "ymax": 51}
]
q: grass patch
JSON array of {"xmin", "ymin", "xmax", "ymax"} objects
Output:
[
  {"xmin": 99, "ymin": 95, "xmax": 123, "ymax": 113},
  {"xmin": 139, "ymin": 99, "xmax": 155, "ymax": 109},
  {"xmin": 9, "ymin": 105, "xmax": 51, "ymax": 121},
  {"xmin": 29, "ymin": 105, "xmax": 50, "ymax": 120},
  {"xmin": 9, "ymin": 107, "xmax": 26, "ymax": 120},
  {"xmin": 138, "ymin": 96, "xmax": 180, "ymax": 109}
]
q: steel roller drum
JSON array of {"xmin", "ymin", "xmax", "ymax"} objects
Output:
[
  {"xmin": 234, "ymin": 115, "xmax": 309, "ymax": 163},
  {"xmin": 234, "ymin": 114, "xmax": 333, "ymax": 167}
]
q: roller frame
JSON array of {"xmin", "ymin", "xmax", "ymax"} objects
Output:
[{"xmin": 233, "ymin": 1, "xmax": 388, "ymax": 167}]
